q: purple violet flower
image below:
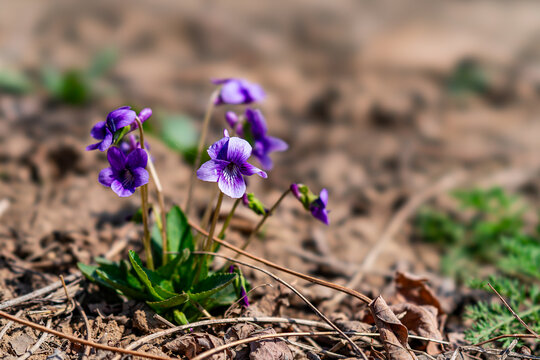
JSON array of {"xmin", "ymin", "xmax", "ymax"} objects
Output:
[
  {"xmin": 86, "ymin": 106, "xmax": 137, "ymax": 152},
  {"xmin": 245, "ymin": 108, "xmax": 288, "ymax": 170},
  {"xmin": 98, "ymin": 146, "xmax": 149, "ymax": 197},
  {"xmin": 309, "ymin": 189, "xmax": 330, "ymax": 225},
  {"xmin": 197, "ymin": 130, "xmax": 267, "ymax": 198},
  {"xmin": 212, "ymin": 78, "xmax": 265, "ymax": 105}
]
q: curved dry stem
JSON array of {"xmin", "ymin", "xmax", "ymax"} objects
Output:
[
  {"xmin": 0, "ymin": 310, "xmax": 176, "ymax": 360},
  {"xmin": 185, "ymin": 89, "xmax": 220, "ymax": 214},
  {"xmin": 188, "ymin": 219, "xmax": 373, "ymax": 305},
  {"xmin": 196, "ymin": 251, "xmax": 367, "ymax": 359}
]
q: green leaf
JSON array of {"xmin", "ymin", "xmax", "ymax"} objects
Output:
[
  {"xmin": 129, "ymin": 250, "xmax": 170, "ymax": 301},
  {"xmin": 159, "ymin": 114, "xmax": 198, "ymax": 153},
  {"xmin": 41, "ymin": 67, "xmax": 63, "ymax": 96},
  {"xmin": 166, "ymin": 205, "xmax": 192, "ymax": 256},
  {"xmin": 147, "ymin": 293, "xmax": 189, "ymax": 309},
  {"xmin": 77, "ymin": 262, "xmax": 100, "ymax": 282},
  {"xmin": 189, "ymin": 273, "xmax": 237, "ymax": 302},
  {"xmin": 96, "ymin": 269, "xmax": 149, "ymax": 300},
  {"xmin": 173, "ymin": 310, "xmax": 188, "ymax": 325},
  {"xmin": 0, "ymin": 69, "xmax": 32, "ymax": 94},
  {"xmin": 61, "ymin": 71, "xmax": 90, "ymax": 105},
  {"xmin": 157, "ymin": 248, "xmax": 190, "ymax": 279}
]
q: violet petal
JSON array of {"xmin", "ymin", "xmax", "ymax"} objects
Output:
[
  {"xmin": 226, "ymin": 137, "xmax": 252, "ymax": 164},
  {"xmin": 111, "ymin": 179, "xmax": 135, "ymax": 197},
  {"xmin": 107, "ymin": 147, "xmax": 126, "ymax": 171},
  {"xmin": 197, "ymin": 159, "xmax": 228, "ymax": 182},
  {"xmin": 218, "ymin": 165, "xmax": 246, "ymax": 198},
  {"xmin": 98, "ymin": 168, "xmax": 115, "ymax": 187},
  {"xmin": 126, "ymin": 149, "xmax": 148, "ymax": 170}
]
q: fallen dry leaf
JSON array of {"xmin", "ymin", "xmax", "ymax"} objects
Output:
[
  {"xmin": 391, "ymin": 303, "xmax": 443, "ymax": 354},
  {"xmin": 369, "ymin": 296, "xmax": 417, "ymax": 360},
  {"xmin": 249, "ymin": 328, "xmax": 294, "ymax": 360},
  {"xmin": 165, "ymin": 332, "xmax": 230, "ymax": 360},
  {"xmin": 395, "ymin": 272, "xmax": 444, "ymax": 314}
]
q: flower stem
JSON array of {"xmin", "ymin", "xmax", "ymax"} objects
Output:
[
  {"xmin": 238, "ymin": 188, "xmax": 291, "ymax": 253},
  {"xmin": 135, "ymin": 116, "xmax": 168, "ymax": 266},
  {"xmin": 194, "ymin": 190, "xmax": 224, "ymax": 283},
  {"xmin": 193, "ymin": 186, "xmax": 220, "ymax": 249},
  {"xmin": 139, "ymin": 184, "xmax": 154, "ymax": 270},
  {"xmin": 185, "ymin": 89, "xmax": 219, "ymax": 215},
  {"xmin": 218, "ymin": 198, "xmax": 241, "ymax": 239}
]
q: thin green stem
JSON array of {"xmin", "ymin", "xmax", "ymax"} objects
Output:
[
  {"xmin": 218, "ymin": 198, "xmax": 241, "ymax": 239},
  {"xmin": 194, "ymin": 190, "xmax": 224, "ymax": 283},
  {"xmin": 135, "ymin": 116, "xmax": 165, "ymax": 268},
  {"xmin": 193, "ymin": 187, "xmax": 220, "ymax": 250},
  {"xmin": 139, "ymin": 184, "xmax": 153, "ymax": 270},
  {"xmin": 238, "ymin": 188, "xmax": 291, "ymax": 253},
  {"xmin": 185, "ymin": 89, "xmax": 219, "ymax": 215}
]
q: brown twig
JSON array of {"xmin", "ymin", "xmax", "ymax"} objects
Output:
[
  {"xmin": 116, "ymin": 316, "xmax": 338, "ymax": 359},
  {"xmin": 17, "ymin": 318, "xmax": 52, "ymax": 360},
  {"xmin": 195, "ymin": 251, "xmax": 367, "ymax": 359},
  {"xmin": 75, "ymin": 299, "xmax": 92, "ymax": 359},
  {"xmin": 472, "ymin": 333, "xmax": 539, "ymax": 347},
  {"xmin": 0, "ymin": 310, "xmax": 177, "ymax": 360},
  {"xmin": 501, "ymin": 339, "xmax": 519, "ymax": 360},
  {"xmin": 0, "ymin": 274, "xmax": 80, "ymax": 311},
  {"xmin": 284, "ymin": 338, "xmax": 347, "ymax": 359},
  {"xmin": 0, "ymin": 309, "xmax": 23, "ymax": 341},
  {"xmin": 187, "ymin": 220, "xmax": 373, "ymax": 305},
  {"xmin": 458, "ymin": 345, "xmax": 540, "ymax": 360},
  {"xmin": 488, "ymin": 282, "xmax": 540, "ymax": 338},
  {"xmin": 325, "ymin": 171, "xmax": 466, "ymax": 308},
  {"xmin": 190, "ymin": 331, "xmax": 365, "ymax": 360}
]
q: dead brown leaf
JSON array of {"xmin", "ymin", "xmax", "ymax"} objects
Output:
[
  {"xmin": 249, "ymin": 328, "xmax": 294, "ymax": 360},
  {"xmin": 369, "ymin": 296, "xmax": 417, "ymax": 360},
  {"xmin": 165, "ymin": 333, "xmax": 230, "ymax": 360},
  {"xmin": 391, "ymin": 303, "xmax": 443, "ymax": 355},
  {"xmin": 395, "ymin": 272, "xmax": 443, "ymax": 314}
]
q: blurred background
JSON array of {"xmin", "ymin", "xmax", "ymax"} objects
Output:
[{"xmin": 1, "ymin": 0, "xmax": 540, "ymax": 311}]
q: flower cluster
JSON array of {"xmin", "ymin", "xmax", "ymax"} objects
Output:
[
  {"xmin": 87, "ymin": 106, "xmax": 153, "ymax": 197},
  {"xmin": 82, "ymin": 78, "xmax": 336, "ymax": 326}
]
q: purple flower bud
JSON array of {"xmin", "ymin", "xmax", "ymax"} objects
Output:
[
  {"xmin": 197, "ymin": 130, "xmax": 267, "ymax": 198},
  {"xmin": 131, "ymin": 107, "xmax": 153, "ymax": 130},
  {"xmin": 87, "ymin": 106, "xmax": 136, "ymax": 152},
  {"xmin": 98, "ymin": 146, "xmax": 149, "ymax": 197},
  {"xmin": 290, "ymin": 183, "xmax": 301, "ymax": 200},
  {"xmin": 212, "ymin": 78, "xmax": 265, "ymax": 105},
  {"xmin": 240, "ymin": 287, "xmax": 250, "ymax": 307},
  {"xmin": 139, "ymin": 108, "xmax": 152, "ymax": 122}
]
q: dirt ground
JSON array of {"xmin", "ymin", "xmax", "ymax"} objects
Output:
[{"xmin": 1, "ymin": 0, "xmax": 540, "ymax": 359}]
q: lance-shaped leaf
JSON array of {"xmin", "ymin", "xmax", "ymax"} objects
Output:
[
  {"xmin": 129, "ymin": 250, "xmax": 176, "ymax": 301},
  {"xmin": 147, "ymin": 293, "xmax": 189, "ymax": 309},
  {"xmin": 189, "ymin": 273, "xmax": 237, "ymax": 302}
]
